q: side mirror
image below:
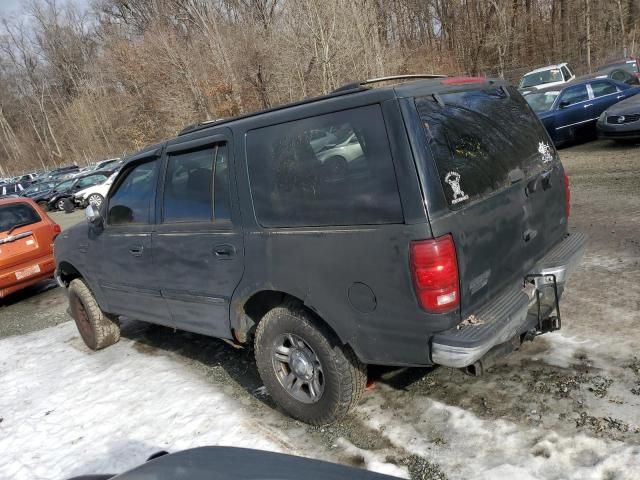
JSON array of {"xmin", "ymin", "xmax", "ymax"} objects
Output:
[
  {"xmin": 85, "ymin": 204, "xmax": 103, "ymax": 225},
  {"xmin": 559, "ymin": 100, "xmax": 571, "ymax": 109}
]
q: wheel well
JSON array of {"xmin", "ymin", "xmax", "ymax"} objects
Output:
[
  {"xmin": 57, "ymin": 261, "xmax": 82, "ymax": 286},
  {"xmin": 238, "ymin": 290, "xmax": 345, "ymax": 346}
]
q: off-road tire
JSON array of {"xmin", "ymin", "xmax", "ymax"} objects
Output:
[
  {"xmin": 68, "ymin": 279, "xmax": 120, "ymax": 350},
  {"xmin": 254, "ymin": 301, "xmax": 366, "ymax": 425}
]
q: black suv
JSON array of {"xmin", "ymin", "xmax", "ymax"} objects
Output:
[{"xmin": 55, "ymin": 75, "xmax": 585, "ymax": 425}]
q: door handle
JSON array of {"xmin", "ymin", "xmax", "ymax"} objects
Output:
[
  {"xmin": 129, "ymin": 245, "xmax": 144, "ymax": 256},
  {"xmin": 583, "ymin": 103, "xmax": 593, "ymax": 108},
  {"xmin": 617, "ymin": 95, "xmax": 625, "ymax": 99},
  {"xmin": 214, "ymin": 244, "xmax": 236, "ymax": 258}
]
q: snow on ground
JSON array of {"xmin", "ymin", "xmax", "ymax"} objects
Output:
[
  {"xmin": 0, "ymin": 322, "xmax": 406, "ymax": 480},
  {"xmin": 2, "ymin": 318, "xmax": 640, "ymax": 480}
]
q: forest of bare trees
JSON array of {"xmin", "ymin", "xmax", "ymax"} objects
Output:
[{"xmin": 0, "ymin": 0, "xmax": 638, "ymax": 175}]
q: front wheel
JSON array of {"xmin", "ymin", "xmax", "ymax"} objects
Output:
[
  {"xmin": 68, "ymin": 279, "xmax": 120, "ymax": 350},
  {"xmin": 56, "ymin": 198, "xmax": 67, "ymax": 211},
  {"xmin": 87, "ymin": 193, "xmax": 104, "ymax": 207},
  {"xmin": 254, "ymin": 302, "xmax": 366, "ymax": 425}
]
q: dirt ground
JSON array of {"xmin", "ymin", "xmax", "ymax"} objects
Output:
[{"xmin": 1, "ymin": 139, "xmax": 639, "ymax": 478}]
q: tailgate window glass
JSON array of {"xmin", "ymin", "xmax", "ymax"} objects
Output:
[
  {"xmin": 0, "ymin": 203, "xmax": 41, "ymax": 233},
  {"xmin": 416, "ymin": 86, "xmax": 556, "ymax": 209},
  {"xmin": 246, "ymin": 105, "xmax": 403, "ymax": 227}
]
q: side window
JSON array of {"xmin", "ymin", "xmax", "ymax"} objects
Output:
[
  {"xmin": 77, "ymin": 175, "xmax": 106, "ymax": 189},
  {"xmin": 163, "ymin": 148, "xmax": 214, "ymax": 222},
  {"xmin": 108, "ymin": 160, "xmax": 159, "ymax": 225},
  {"xmin": 611, "ymin": 70, "xmax": 627, "ymax": 82},
  {"xmin": 559, "ymin": 85, "xmax": 589, "ymax": 106},
  {"xmin": 246, "ymin": 105, "xmax": 403, "ymax": 228},
  {"xmin": 561, "ymin": 66, "xmax": 571, "ymax": 81},
  {"xmin": 591, "ymin": 81, "xmax": 618, "ymax": 97}
]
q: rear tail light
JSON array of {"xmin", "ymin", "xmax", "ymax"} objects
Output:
[
  {"xmin": 563, "ymin": 173, "xmax": 571, "ymax": 218},
  {"xmin": 410, "ymin": 234, "xmax": 460, "ymax": 313},
  {"xmin": 52, "ymin": 224, "xmax": 61, "ymax": 241}
]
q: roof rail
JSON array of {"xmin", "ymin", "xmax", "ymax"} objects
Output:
[{"xmin": 332, "ymin": 74, "xmax": 447, "ymax": 93}]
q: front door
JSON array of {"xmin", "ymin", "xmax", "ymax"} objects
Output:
[
  {"xmin": 89, "ymin": 156, "xmax": 171, "ymax": 325},
  {"xmin": 152, "ymin": 137, "xmax": 244, "ymax": 338},
  {"xmin": 554, "ymin": 83, "xmax": 592, "ymax": 142}
]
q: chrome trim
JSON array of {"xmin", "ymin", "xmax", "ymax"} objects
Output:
[
  {"xmin": 556, "ymin": 117, "xmax": 599, "ymax": 130},
  {"xmin": 0, "ymin": 230, "xmax": 33, "ymax": 245}
]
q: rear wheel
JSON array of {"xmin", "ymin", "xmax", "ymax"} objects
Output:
[
  {"xmin": 68, "ymin": 279, "xmax": 120, "ymax": 350},
  {"xmin": 254, "ymin": 302, "xmax": 366, "ymax": 425}
]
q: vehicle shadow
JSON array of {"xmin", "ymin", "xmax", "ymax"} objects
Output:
[
  {"xmin": 0, "ymin": 279, "xmax": 58, "ymax": 307},
  {"xmin": 118, "ymin": 320, "xmax": 268, "ymax": 404},
  {"xmin": 117, "ymin": 320, "xmax": 440, "ymax": 412}
]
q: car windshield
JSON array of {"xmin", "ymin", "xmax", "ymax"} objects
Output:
[
  {"xmin": 525, "ymin": 91, "xmax": 560, "ymax": 112},
  {"xmin": 520, "ymin": 69, "xmax": 564, "ymax": 88},
  {"xmin": 0, "ymin": 203, "xmax": 41, "ymax": 233},
  {"xmin": 54, "ymin": 179, "xmax": 74, "ymax": 191},
  {"xmin": 23, "ymin": 182, "xmax": 55, "ymax": 194}
]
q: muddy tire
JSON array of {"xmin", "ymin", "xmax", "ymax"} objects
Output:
[
  {"xmin": 254, "ymin": 301, "xmax": 366, "ymax": 425},
  {"xmin": 68, "ymin": 278, "xmax": 120, "ymax": 350}
]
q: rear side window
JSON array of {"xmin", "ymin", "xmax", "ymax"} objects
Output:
[
  {"xmin": 416, "ymin": 86, "xmax": 556, "ymax": 210},
  {"xmin": 0, "ymin": 203, "xmax": 41, "ymax": 233},
  {"xmin": 246, "ymin": 105, "xmax": 403, "ymax": 227},
  {"xmin": 108, "ymin": 160, "xmax": 159, "ymax": 225},
  {"xmin": 591, "ymin": 81, "xmax": 618, "ymax": 97}
]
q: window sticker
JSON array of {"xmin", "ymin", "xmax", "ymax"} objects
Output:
[
  {"xmin": 538, "ymin": 141, "xmax": 553, "ymax": 163},
  {"xmin": 445, "ymin": 171, "xmax": 469, "ymax": 205}
]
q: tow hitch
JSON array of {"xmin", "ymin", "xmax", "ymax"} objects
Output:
[{"xmin": 525, "ymin": 273, "xmax": 561, "ymax": 336}]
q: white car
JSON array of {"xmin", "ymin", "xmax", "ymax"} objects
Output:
[
  {"xmin": 519, "ymin": 63, "xmax": 575, "ymax": 93},
  {"xmin": 73, "ymin": 173, "xmax": 116, "ymax": 208}
]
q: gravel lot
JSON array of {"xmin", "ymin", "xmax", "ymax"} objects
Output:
[{"xmin": 1, "ymin": 139, "xmax": 639, "ymax": 479}]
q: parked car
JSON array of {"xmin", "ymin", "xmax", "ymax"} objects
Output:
[
  {"xmin": 20, "ymin": 181, "xmax": 58, "ymax": 201},
  {"xmin": 73, "ymin": 172, "xmax": 117, "ymax": 208},
  {"xmin": 44, "ymin": 172, "xmax": 111, "ymax": 211},
  {"xmin": 0, "ymin": 183, "xmax": 24, "ymax": 198},
  {"xmin": 0, "ymin": 197, "xmax": 60, "ymax": 297},
  {"xmin": 55, "ymin": 74, "xmax": 585, "ymax": 425},
  {"xmin": 519, "ymin": 62, "xmax": 575, "ymax": 94},
  {"xmin": 579, "ymin": 66, "xmax": 640, "ymax": 86},
  {"xmin": 525, "ymin": 78, "xmax": 640, "ymax": 146},
  {"xmin": 597, "ymin": 93, "xmax": 640, "ymax": 142},
  {"xmin": 66, "ymin": 446, "xmax": 400, "ymax": 480},
  {"xmin": 597, "ymin": 57, "xmax": 640, "ymax": 80}
]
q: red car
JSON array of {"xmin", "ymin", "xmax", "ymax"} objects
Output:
[{"xmin": 0, "ymin": 197, "xmax": 61, "ymax": 297}]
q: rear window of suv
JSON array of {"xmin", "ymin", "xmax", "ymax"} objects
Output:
[
  {"xmin": 416, "ymin": 86, "xmax": 555, "ymax": 209},
  {"xmin": 246, "ymin": 105, "xmax": 403, "ymax": 227}
]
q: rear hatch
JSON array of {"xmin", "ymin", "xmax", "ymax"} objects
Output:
[
  {"xmin": 413, "ymin": 84, "xmax": 568, "ymax": 317},
  {"xmin": 0, "ymin": 202, "xmax": 54, "ymax": 270}
]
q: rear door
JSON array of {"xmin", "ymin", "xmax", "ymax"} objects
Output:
[
  {"xmin": 589, "ymin": 80, "xmax": 626, "ymax": 113},
  {"xmin": 555, "ymin": 84, "xmax": 593, "ymax": 133},
  {"xmin": 414, "ymin": 85, "xmax": 567, "ymax": 315},
  {"xmin": 152, "ymin": 133, "xmax": 244, "ymax": 338}
]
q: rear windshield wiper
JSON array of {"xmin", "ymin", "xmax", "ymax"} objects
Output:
[{"xmin": 7, "ymin": 221, "xmax": 34, "ymax": 236}]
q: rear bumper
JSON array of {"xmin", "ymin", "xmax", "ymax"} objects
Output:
[
  {"xmin": 431, "ymin": 232, "xmax": 587, "ymax": 368},
  {"xmin": 0, "ymin": 254, "xmax": 56, "ymax": 297}
]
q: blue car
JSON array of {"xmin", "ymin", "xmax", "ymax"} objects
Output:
[{"xmin": 525, "ymin": 78, "xmax": 640, "ymax": 146}]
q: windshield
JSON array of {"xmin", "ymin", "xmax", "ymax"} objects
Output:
[
  {"xmin": 520, "ymin": 69, "xmax": 564, "ymax": 88},
  {"xmin": 525, "ymin": 91, "xmax": 560, "ymax": 112},
  {"xmin": 0, "ymin": 203, "xmax": 41, "ymax": 233},
  {"xmin": 54, "ymin": 179, "xmax": 74, "ymax": 191},
  {"xmin": 23, "ymin": 182, "xmax": 56, "ymax": 194}
]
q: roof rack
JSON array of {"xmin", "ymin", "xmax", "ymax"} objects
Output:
[{"xmin": 332, "ymin": 74, "xmax": 447, "ymax": 93}]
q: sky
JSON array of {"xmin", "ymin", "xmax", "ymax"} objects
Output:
[{"xmin": 0, "ymin": 0, "xmax": 90, "ymax": 19}]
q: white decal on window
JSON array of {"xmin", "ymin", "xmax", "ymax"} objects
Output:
[
  {"xmin": 445, "ymin": 171, "xmax": 469, "ymax": 205},
  {"xmin": 538, "ymin": 141, "xmax": 554, "ymax": 163}
]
